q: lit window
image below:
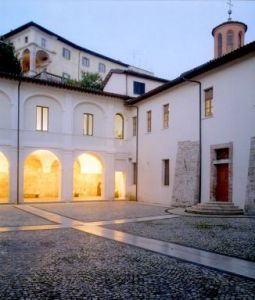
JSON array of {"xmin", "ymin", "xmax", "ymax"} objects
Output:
[
  {"xmin": 24, "ymin": 36, "xmax": 28, "ymax": 43},
  {"xmin": 62, "ymin": 72, "xmax": 70, "ymax": 79},
  {"xmin": 41, "ymin": 38, "xmax": 46, "ymax": 48},
  {"xmin": 62, "ymin": 48, "xmax": 71, "ymax": 60},
  {"xmin": 133, "ymin": 81, "xmax": 145, "ymax": 95},
  {"xmin": 238, "ymin": 31, "xmax": 243, "ymax": 48},
  {"xmin": 132, "ymin": 116, "xmax": 137, "ymax": 136},
  {"xmin": 36, "ymin": 106, "xmax": 48, "ymax": 131},
  {"xmin": 114, "ymin": 113, "xmax": 124, "ymax": 139},
  {"xmin": 82, "ymin": 57, "xmax": 90, "ymax": 67},
  {"xmin": 163, "ymin": 104, "xmax": 169, "ymax": 129},
  {"xmin": 226, "ymin": 30, "xmax": 234, "ymax": 52},
  {"xmin": 163, "ymin": 159, "xmax": 170, "ymax": 186},
  {"xmin": 99, "ymin": 63, "xmax": 106, "ymax": 73},
  {"xmin": 147, "ymin": 110, "xmax": 151, "ymax": 133},
  {"xmin": 133, "ymin": 162, "xmax": 137, "ymax": 185},
  {"xmin": 204, "ymin": 87, "xmax": 213, "ymax": 117},
  {"xmin": 218, "ymin": 33, "xmax": 222, "ymax": 56},
  {"xmin": 83, "ymin": 113, "xmax": 93, "ymax": 136}
]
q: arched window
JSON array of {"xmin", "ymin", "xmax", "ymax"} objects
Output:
[
  {"xmin": 238, "ymin": 31, "xmax": 243, "ymax": 48},
  {"xmin": 226, "ymin": 30, "xmax": 234, "ymax": 52},
  {"xmin": 218, "ymin": 33, "xmax": 222, "ymax": 57},
  {"xmin": 22, "ymin": 49, "xmax": 30, "ymax": 73},
  {"xmin": 114, "ymin": 113, "xmax": 124, "ymax": 139}
]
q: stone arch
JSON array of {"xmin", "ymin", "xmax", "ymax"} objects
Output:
[
  {"xmin": 0, "ymin": 151, "xmax": 9, "ymax": 203},
  {"xmin": 36, "ymin": 50, "xmax": 50, "ymax": 72},
  {"xmin": 73, "ymin": 152, "xmax": 104, "ymax": 200},
  {"xmin": 23, "ymin": 150, "xmax": 61, "ymax": 202}
]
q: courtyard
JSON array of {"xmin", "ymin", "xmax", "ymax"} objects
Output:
[{"xmin": 0, "ymin": 201, "xmax": 255, "ymax": 299}]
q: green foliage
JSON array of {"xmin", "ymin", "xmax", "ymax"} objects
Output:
[
  {"xmin": 0, "ymin": 41, "xmax": 21, "ymax": 74},
  {"xmin": 66, "ymin": 72, "xmax": 102, "ymax": 90}
]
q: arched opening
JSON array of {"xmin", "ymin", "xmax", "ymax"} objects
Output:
[
  {"xmin": 36, "ymin": 50, "xmax": 49, "ymax": 72},
  {"xmin": 73, "ymin": 153, "xmax": 103, "ymax": 200},
  {"xmin": 226, "ymin": 30, "xmax": 234, "ymax": 52},
  {"xmin": 114, "ymin": 113, "xmax": 124, "ymax": 139},
  {"xmin": 23, "ymin": 150, "xmax": 60, "ymax": 202},
  {"xmin": 238, "ymin": 31, "xmax": 243, "ymax": 48},
  {"xmin": 0, "ymin": 152, "xmax": 9, "ymax": 203},
  {"xmin": 22, "ymin": 49, "xmax": 30, "ymax": 73},
  {"xmin": 217, "ymin": 33, "xmax": 222, "ymax": 57},
  {"xmin": 115, "ymin": 172, "xmax": 126, "ymax": 200}
]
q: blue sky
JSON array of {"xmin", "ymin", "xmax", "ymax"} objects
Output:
[{"xmin": 1, "ymin": 0, "xmax": 255, "ymax": 79}]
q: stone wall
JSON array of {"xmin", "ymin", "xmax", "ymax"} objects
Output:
[
  {"xmin": 172, "ymin": 141, "xmax": 199, "ymax": 207},
  {"xmin": 245, "ymin": 137, "xmax": 255, "ymax": 215}
]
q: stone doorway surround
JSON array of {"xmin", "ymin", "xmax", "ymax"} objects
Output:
[{"xmin": 210, "ymin": 142, "xmax": 233, "ymax": 202}]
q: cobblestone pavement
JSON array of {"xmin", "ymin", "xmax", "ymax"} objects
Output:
[
  {"xmin": 0, "ymin": 206, "xmax": 54, "ymax": 227},
  {"xmin": 1, "ymin": 229, "xmax": 255, "ymax": 299},
  {"xmin": 106, "ymin": 216, "xmax": 255, "ymax": 261},
  {"xmin": 33, "ymin": 201, "xmax": 168, "ymax": 222}
]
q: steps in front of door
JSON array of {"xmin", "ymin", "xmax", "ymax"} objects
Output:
[{"xmin": 185, "ymin": 202, "xmax": 244, "ymax": 215}]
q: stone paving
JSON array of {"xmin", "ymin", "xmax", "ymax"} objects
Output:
[
  {"xmin": 33, "ymin": 201, "xmax": 168, "ymax": 222},
  {"xmin": 0, "ymin": 205, "xmax": 54, "ymax": 227},
  {"xmin": 106, "ymin": 216, "xmax": 255, "ymax": 262},
  {"xmin": 1, "ymin": 228, "xmax": 255, "ymax": 299}
]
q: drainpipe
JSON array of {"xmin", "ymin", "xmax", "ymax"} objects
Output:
[
  {"xmin": 182, "ymin": 77, "xmax": 202, "ymax": 203},
  {"xmin": 17, "ymin": 79, "xmax": 22, "ymax": 204}
]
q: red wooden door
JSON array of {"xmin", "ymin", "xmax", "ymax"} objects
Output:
[{"xmin": 216, "ymin": 164, "xmax": 229, "ymax": 201}]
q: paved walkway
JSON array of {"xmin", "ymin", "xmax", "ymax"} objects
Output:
[{"xmin": 1, "ymin": 204, "xmax": 252, "ymax": 280}]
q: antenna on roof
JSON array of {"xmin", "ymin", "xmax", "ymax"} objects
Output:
[{"xmin": 227, "ymin": 0, "xmax": 233, "ymax": 21}]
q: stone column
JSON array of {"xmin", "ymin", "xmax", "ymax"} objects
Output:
[{"xmin": 61, "ymin": 151, "xmax": 73, "ymax": 203}]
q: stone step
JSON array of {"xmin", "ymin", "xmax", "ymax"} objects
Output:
[
  {"xmin": 185, "ymin": 201, "xmax": 244, "ymax": 215},
  {"xmin": 197, "ymin": 204, "xmax": 240, "ymax": 210},
  {"xmin": 185, "ymin": 208, "xmax": 244, "ymax": 215},
  {"xmin": 198, "ymin": 201, "xmax": 235, "ymax": 206}
]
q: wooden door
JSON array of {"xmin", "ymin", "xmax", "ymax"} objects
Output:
[{"xmin": 216, "ymin": 164, "xmax": 229, "ymax": 201}]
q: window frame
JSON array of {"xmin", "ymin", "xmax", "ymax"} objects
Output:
[
  {"xmin": 83, "ymin": 113, "xmax": 94, "ymax": 136},
  {"xmin": 226, "ymin": 30, "xmax": 234, "ymax": 52},
  {"xmin": 24, "ymin": 36, "xmax": 28, "ymax": 43},
  {"xmin": 133, "ymin": 162, "xmax": 137, "ymax": 185},
  {"xmin": 204, "ymin": 87, "xmax": 213, "ymax": 118},
  {"xmin": 62, "ymin": 47, "xmax": 71, "ymax": 60},
  {"xmin": 218, "ymin": 33, "xmax": 222, "ymax": 56},
  {"xmin": 133, "ymin": 81, "xmax": 145, "ymax": 95},
  {"xmin": 36, "ymin": 105, "xmax": 49, "ymax": 132},
  {"xmin": 98, "ymin": 63, "xmax": 106, "ymax": 73},
  {"xmin": 146, "ymin": 110, "xmax": 152, "ymax": 133},
  {"xmin": 82, "ymin": 56, "xmax": 90, "ymax": 67},
  {"xmin": 132, "ymin": 116, "xmax": 137, "ymax": 137},
  {"xmin": 41, "ymin": 38, "xmax": 46, "ymax": 48},
  {"xmin": 163, "ymin": 159, "xmax": 170, "ymax": 186},
  {"xmin": 163, "ymin": 104, "xmax": 169, "ymax": 129},
  {"xmin": 114, "ymin": 113, "xmax": 124, "ymax": 139}
]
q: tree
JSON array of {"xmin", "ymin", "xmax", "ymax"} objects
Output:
[
  {"xmin": 66, "ymin": 72, "xmax": 102, "ymax": 90},
  {"xmin": 0, "ymin": 41, "xmax": 21, "ymax": 74}
]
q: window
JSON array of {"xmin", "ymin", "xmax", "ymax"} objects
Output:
[
  {"xmin": 114, "ymin": 113, "xmax": 124, "ymax": 139},
  {"xmin": 83, "ymin": 113, "xmax": 93, "ymax": 136},
  {"xmin": 133, "ymin": 81, "xmax": 145, "ymax": 95},
  {"xmin": 82, "ymin": 57, "xmax": 90, "ymax": 67},
  {"xmin": 62, "ymin": 72, "xmax": 70, "ymax": 79},
  {"xmin": 226, "ymin": 30, "xmax": 234, "ymax": 52},
  {"xmin": 24, "ymin": 36, "xmax": 28, "ymax": 43},
  {"xmin": 41, "ymin": 38, "xmax": 46, "ymax": 48},
  {"xmin": 132, "ymin": 116, "xmax": 137, "ymax": 136},
  {"xmin": 147, "ymin": 110, "xmax": 151, "ymax": 133},
  {"xmin": 163, "ymin": 104, "xmax": 169, "ymax": 129},
  {"xmin": 98, "ymin": 63, "xmax": 106, "ymax": 73},
  {"xmin": 36, "ymin": 106, "xmax": 48, "ymax": 131},
  {"xmin": 204, "ymin": 88, "xmax": 213, "ymax": 117},
  {"xmin": 62, "ymin": 48, "xmax": 71, "ymax": 60},
  {"xmin": 133, "ymin": 162, "xmax": 137, "ymax": 185},
  {"xmin": 216, "ymin": 148, "xmax": 229, "ymax": 160},
  {"xmin": 238, "ymin": 31, "xmax": 243, "ymax": 48},
  {"xmin": 218, "ymin": 33, "xmax": 222, "ymax": 56},
  {"xmin": 163, "ymin": 159, "xmax": 170, "ymax": 186}
]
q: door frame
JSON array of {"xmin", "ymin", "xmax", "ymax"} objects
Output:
[{"xmin": 210, "ymin": 142, "xmax": 233, "ymax": 202}]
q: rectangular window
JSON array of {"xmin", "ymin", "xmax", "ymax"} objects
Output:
[
  {"xmin": 133, "ymin": 162, "xmax": 137, "ymax": 185},
  {"xmin": 133, "ymin": 81, "xmax": 145, "ymax": 95},
  {"xmin": 24, "ymin": 36, "xmax": 28, "ymax": 43},
  {"xmin": 82, "ymin": 57, "xmax": 90, "ymax": 67},
  {"xmin": 147, "ymin": 110, "xmax": 151, "ymax": 133},
  {"xmin": 98, "ymin": 63, "xmax": 106, "ymax": 73},
  {"xmin": 132, "ymin": 116, "xmax": 137, "ymax": 136},
  {"xmin": 204, "ymin": 87, "xmax": 213, "ymax": 117},
  {"xmin": 62, "ymin": 48, "xmax": 71, "ymax": 60},
  {"xmin": 83, "ymin": 113, "xmax": 93, "ymax": 136},
  {"xmin": 41, "ymin": 38, "xmax": 46, "ymax": 48},
  {"xmin": 36, "ymin": 106, "xmax": 48, "ymax": 131},
  {"xmin": 163, "ymin": 159, "xmax": 170, "ymax": 186},
  {"xmin": 163, "ymin": 104, "xmax": 169, "ymax": 129}
]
